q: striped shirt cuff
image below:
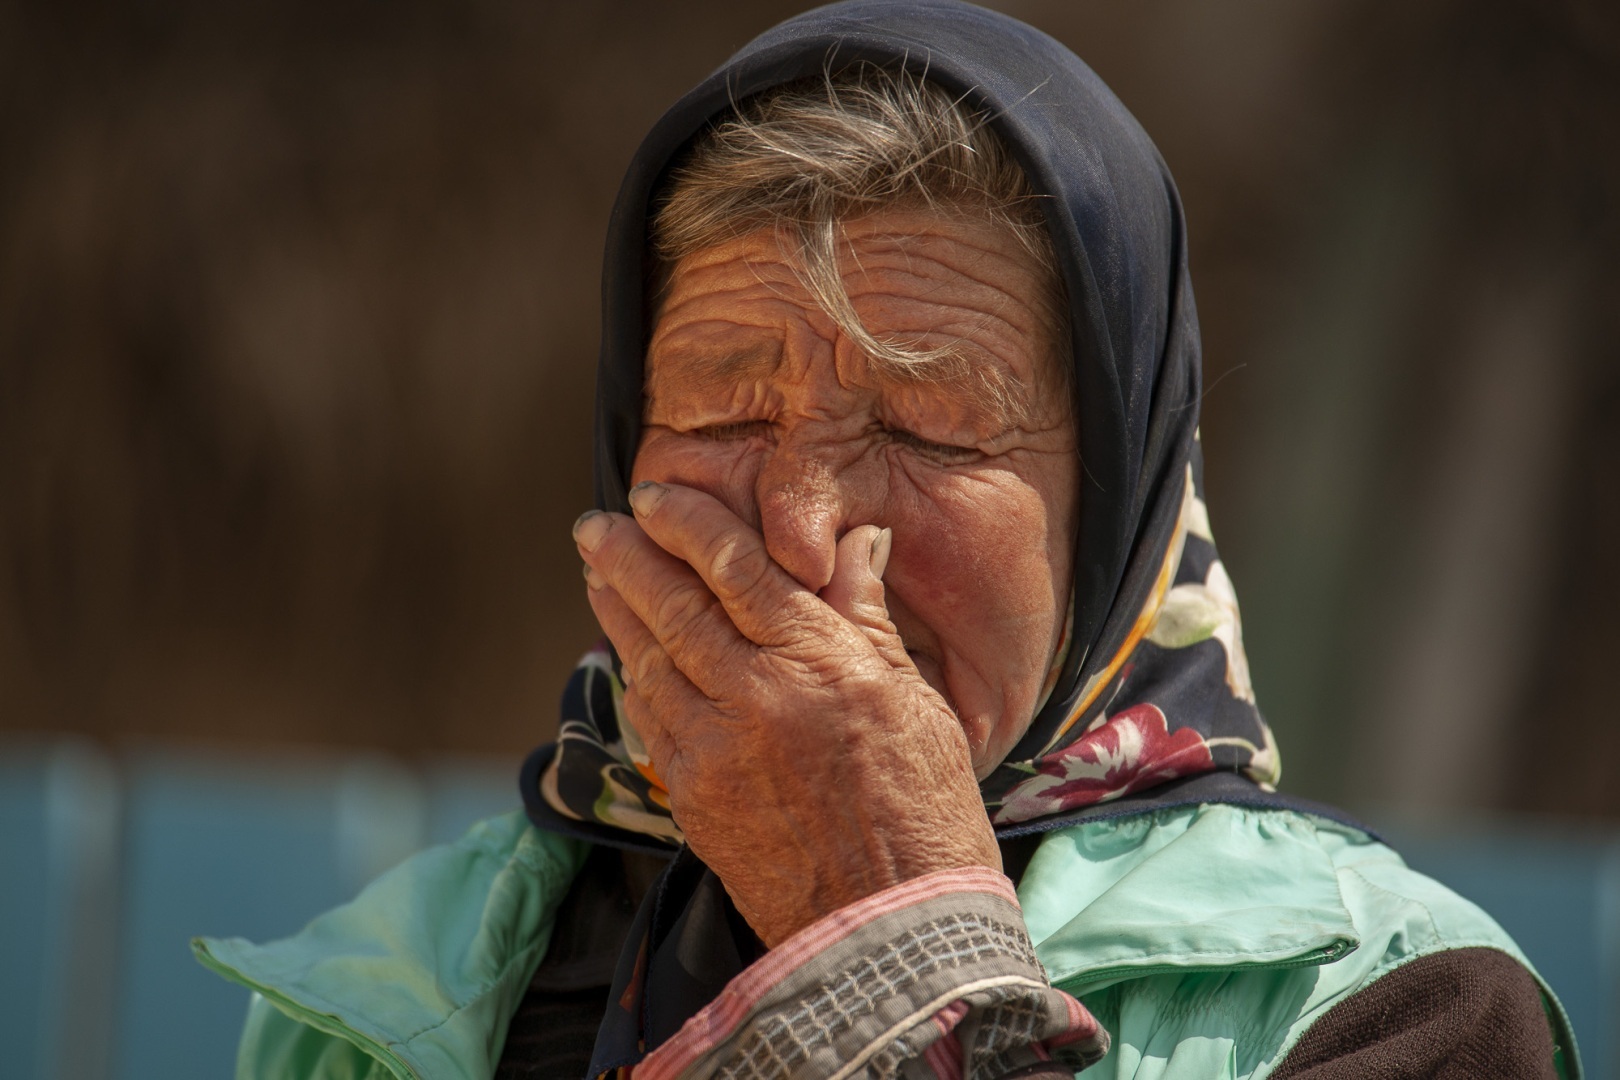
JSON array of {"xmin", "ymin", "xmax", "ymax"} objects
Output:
[{"xmin": 634, "ymin": 866, "xmax": 1108, "ymax": 1079}]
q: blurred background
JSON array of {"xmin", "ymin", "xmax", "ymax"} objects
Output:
[{"xmin": 2, "ymin": 0, "xmax": 1617, "ymax": 1077}]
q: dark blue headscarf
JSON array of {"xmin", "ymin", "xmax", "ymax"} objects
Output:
[{"xmin": 527, "ymin": 0, "xmax": 1294, "ymax": 849}]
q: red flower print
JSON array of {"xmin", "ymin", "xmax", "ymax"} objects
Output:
[{"xmin": 995, "ymin": 704, "xmax": 1216, "ymax": 824}]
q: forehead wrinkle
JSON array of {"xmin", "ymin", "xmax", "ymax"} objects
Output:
[
  {"xmin": 846, "ymin": 288, "xmax": 1035, "ymax": 356},
  {"xmin": 840, "ymin": 227, "xmax": 1037, "ymax": 291},
  {"xmin": 845, "ymin": 257, "xmax": 1042, "ymax": 331},
  {"xmin": 838, "ymin": 289, "xmax": 1049, "ymax": 435},
  {"xmin": 652, "ymin": 242, "xmax": 808, "ymax": 327},
  {"xmin": 647, "ymin": 220, "xmax": 1064, "ymax": 435},
  {"xmin": 841, "ymin": 244, "xmax": 1048, "ymax": 348},
  {"xmin": 839, "ymin": 220, "xmax": 1065, "ymax": 358}
]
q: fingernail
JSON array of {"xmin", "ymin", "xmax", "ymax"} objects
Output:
[
  {"xmin": 627, "ymin": 480, "xmax": 668, "ymax": 517},
  {"xmin": 870, "ymin": 527, "xmax": 893, "ymax": 582},
  {"xmin": 583, "ymin": 562, "xmax": 606, "ymax": 590},
  {"xmin": 573, "ymin": 509, "xmax": 612, "ymax": 552},
  {"xmin": 620, "ymin": 666, "xmax": 634, "ymax": 689}
]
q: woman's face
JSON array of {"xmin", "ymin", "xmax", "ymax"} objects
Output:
[{"xmin": 631, "ymin": 210, "xmax": 1078, "ymax": 776}]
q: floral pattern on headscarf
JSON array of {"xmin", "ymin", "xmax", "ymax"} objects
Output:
[
  {"xmin": 983, "ymin": 458, "xmax": 1281, "ymax": 826},
  {"xmin": 994, "ymin": 703, "xmax": 1215, "ymax": 823},
  {"xmin": 540, "ymin": 644, "xmax": 683, "ymax": 845}
]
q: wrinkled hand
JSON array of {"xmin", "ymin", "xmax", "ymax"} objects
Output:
[{"xmin": 574, "ymin": 481, "xmax": 1001, "ymax": 947}]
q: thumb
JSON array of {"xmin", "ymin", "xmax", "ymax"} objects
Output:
[{"xmin": 819, "ymin": 525, "xmax": 911, "ymax": 668}]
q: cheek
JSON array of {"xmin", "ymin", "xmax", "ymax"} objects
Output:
[
  {"xmin": 887, "ymin": 464, "xmax": 1069, "ymax": 624},
  {"xmin": 631, "ymin": 432, "xmax": 762, "ymax": 522},
  {"xmin": 883, "ymin": 461, "xmax": 1073, "ymax": 761}
]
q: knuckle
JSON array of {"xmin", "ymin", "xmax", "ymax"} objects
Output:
[
  {"xmin": 625, "ymin": 636, "xmax": 664, "ymax": 687},
  {"xmin": 650, "ymin": 580, "xmax": 718, "ymax": 655},
  {"xmin": 704, "ymin": 532, "xmax": 771, "ymax": 598},
  {"xmin": 638, "ymin": 667, "xmax": 678, "ymax": 717},
  {"xmin": 621, "ymin": 691, "xmax": 663, "ymax": 745}
]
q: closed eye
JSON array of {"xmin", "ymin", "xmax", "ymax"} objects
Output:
[
  {"xmin": 892, "ymin": 429, "xmax": 979, "ymax": 464},
  {"xmin": 693, "ymin": 421, "xmax": 770, "ymax": 441},
  {"xmin": 689, "ymin": 421, "xmax": 974, "ymax": 462}
]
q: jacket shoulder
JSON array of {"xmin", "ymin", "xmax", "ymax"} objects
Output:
[
  {"xmin": 195, "ymin": 811, "xmax": 588, "ymax": 1080},
  {"xmin": 1019, "ymin": 804, "xmax": 1576, "ymax": 1079},
  {"xmin": 1288, "ymin": 817, "xmax": 1578, "ymax": 1077}
]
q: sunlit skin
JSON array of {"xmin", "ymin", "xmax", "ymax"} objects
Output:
[{"xmin": 573, "ymin": 210, "xmax": 1078, "ymax": 946}]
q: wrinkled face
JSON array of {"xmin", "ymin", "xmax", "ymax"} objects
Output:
[{"xmin": 632, "ymin": 209, "xmax": 1078, "ymax": 776}]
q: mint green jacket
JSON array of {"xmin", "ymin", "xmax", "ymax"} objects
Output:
[{"xmin": 194, "ymin": 804, "xmax": 1581, "ymax": 1079}]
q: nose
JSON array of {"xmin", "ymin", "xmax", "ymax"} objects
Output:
[{"xmin": 755, "ymin": 446, "xmax": 858, "ymax": 593}]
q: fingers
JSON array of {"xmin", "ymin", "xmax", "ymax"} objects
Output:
[
  {"xmin": 575, "ymin": 507, "xmax": 762, "ymax": 703},
  {"xmin": 576, "ymin": 483, "xmax": 890, "ymax": 702},
  {"xmin": 818, "ymin": 523, "xmax": 886, "ymax": 617},
  {"xmin": 819, "ymin": 525, "xmax": 914, "ymax": 671},
  {"xmin": 625, "ymin": 481, "xmax": 842, "ymax": 649},
  {"xmin": 580, "ymin": 577, "xmax": 682, "ymax": 771}
]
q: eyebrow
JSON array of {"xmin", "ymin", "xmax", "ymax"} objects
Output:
[
  {"xmin": 645, "ymin": 339, "xmax": 1042, "ymax": 432},
  {"xmin": 872, "ymin": 350, "xmax": 1040, "ymax": 431},
  {"xmin": 642, "ymin": 342, "xmax": 780, "ymax": 418},
  {"xmin": 663, "ymin": 343, "xmax": 783, "ymax": 388}
]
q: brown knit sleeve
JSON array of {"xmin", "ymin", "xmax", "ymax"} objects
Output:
[{"xmin": 1271, "ymin": 947, "xmax": 1559, "ymax": 1079}]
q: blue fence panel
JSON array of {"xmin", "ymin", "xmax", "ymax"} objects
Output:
[
  {"xmin": 111, "ymin": 751, "xmax": 422, "ymax": 1080},
  {"xmin": 1, "ymin": 749, "xmax": 56, "ymax": 1080},
  {"xmin": 423, "ymin": 756, "xmax": 519, "ymax": 846},
  {"xmin": 0, "ymin": 742, "xmax": 120, "ymax": 1080}
]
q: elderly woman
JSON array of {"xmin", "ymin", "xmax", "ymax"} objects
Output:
[{"xmin": 197, "ymin": 3, "xmax": 1578, "ymax": 1078}]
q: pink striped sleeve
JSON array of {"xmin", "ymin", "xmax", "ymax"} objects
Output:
[{"xmin": 633, "ymin": 866, "xmax": 1108, "ymax": 1080}]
